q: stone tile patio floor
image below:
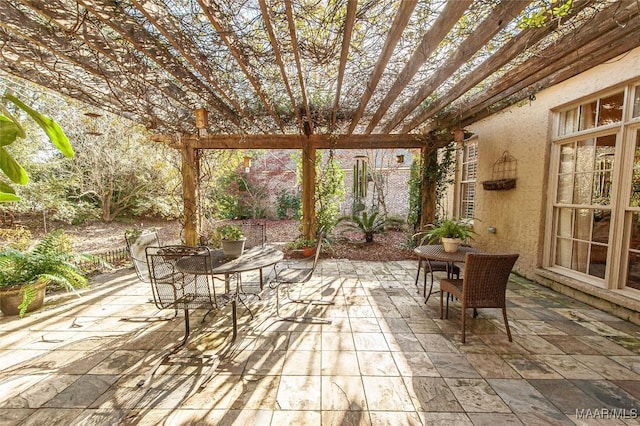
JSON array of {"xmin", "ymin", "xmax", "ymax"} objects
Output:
[{"xmin": 1, "ymin": 259, "xmax": 640, "ymax": 425}]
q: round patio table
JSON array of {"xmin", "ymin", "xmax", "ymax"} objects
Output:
[{"xmin": 413, "ymin": 244, "xmax": 481, "ymax": 303}]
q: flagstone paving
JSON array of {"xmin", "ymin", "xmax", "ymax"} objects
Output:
[{"xmin": 1, "ymin": 259, "xmax": 640, "ymax": 425}]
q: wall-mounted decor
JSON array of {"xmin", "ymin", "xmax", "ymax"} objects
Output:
[{"xmin": 482, "ymin": 151, "xmax": 517, "ymax": 190}]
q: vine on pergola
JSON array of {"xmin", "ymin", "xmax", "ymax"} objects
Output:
[{"xmin": 0, "ymin": 0, "xmax": 634, "ymax": 140}]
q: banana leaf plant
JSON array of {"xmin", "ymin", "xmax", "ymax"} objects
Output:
[{"xmin": 0, "ymin": 93, "xmax": 74, "ymax": 203}]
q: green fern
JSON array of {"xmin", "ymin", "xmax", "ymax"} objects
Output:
[{"xmin": 0, "ymin": 230, "xmax": 88, "ymax": 317}]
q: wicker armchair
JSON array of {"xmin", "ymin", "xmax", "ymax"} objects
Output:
[{"xmin": 440, "ymin": 253, "xmax": 519, "ymax": 343}]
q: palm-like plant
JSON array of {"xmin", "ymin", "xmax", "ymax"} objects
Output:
[
  {"xmin": 0, "ymin": 230, "xmax": 88, "ymax": 316},
  {"xmin": 338, "ymin": 211, "xmax": 403, "ymax": 243}
]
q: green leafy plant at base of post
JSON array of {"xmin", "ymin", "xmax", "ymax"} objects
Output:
[
  {"xmin": 0, "ymin": 93, "xmax": 74, "ymax": 203},
  {"xmin": 0, "ymin": 229, "xmax": 88, "ymax": 317},
  {"xmin": 417, "ymin": 218, "xmax": 476, "ymax": 246},
  {"xmin": 288, "ymin": 238, "xmax": 317, "ymax": 250}
]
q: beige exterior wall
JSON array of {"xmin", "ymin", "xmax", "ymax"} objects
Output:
[{"xmin": 459, "ymin": 46, "xmax": 640, "ymax": 281}]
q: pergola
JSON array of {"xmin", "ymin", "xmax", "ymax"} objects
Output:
[{"xmin": 1, "ymin": 0, "xmax": 639, "ymax": 243}]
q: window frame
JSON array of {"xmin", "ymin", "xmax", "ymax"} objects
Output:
[{"xmin": 545, "ymin": 82, "xmax": 640, "ymax": 289}]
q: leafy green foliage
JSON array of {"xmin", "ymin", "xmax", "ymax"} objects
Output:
[
  {"xmin": 518, "ymin": 0, "xmax": 572, "ymax": 29},
  {"xmin": 417, "ymin": 218, "xmax": 476, "ymax": 245},
  {"xmin": 216, "ymin": 225, "xmax": 244, "ymax": 241},
  {"xmin": 0, "ymin": 229, "xmax": 88, "ymax": 316},
  {"xmin": 312, "ymin": 151, "xmax": 345, "ymax": 235},
  {"xmin": 338, "ymin": 210, "xmax": 404, "ymax": 243},
  {"xmin": 0, "ymin": 93, "xmax": 74, "ymax": 202},
  {"xmin": 276, "ymin": 188, "xmax": 301, "ymax": 219}
]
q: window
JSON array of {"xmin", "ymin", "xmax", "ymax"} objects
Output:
[
  {"xmin": 553, "ymin": 135, "xmax": 615, "ymax": 279},
  {"xmin": 549, "ymin": 83, "xmax": 640, "ymax": 289},
  {"xmin": 459, "ymin": 140, "xmax": 477, "ymax": 220},
  {"xmin": 558, "ymin": 91, "xmax": 624, "ymax": 136},
  {"xmin": 626, "ymin": 129, "xmax": 640, "ymax": 289}
]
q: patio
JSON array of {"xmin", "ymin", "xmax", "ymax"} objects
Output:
[{"xmin": 1, "ymin": 260, "xmax": 640, "ymax": 425}]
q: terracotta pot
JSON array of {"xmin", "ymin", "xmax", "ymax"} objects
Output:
[
  {"xmin": 302, "ymin": 246, "xmax": 316, "ymax": 257},
  {"xmin": 0, "ymin": 281, "xmax": 47, "ymax": 316}
]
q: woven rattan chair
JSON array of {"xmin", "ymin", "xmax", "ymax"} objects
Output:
[
  {"xmin": 440, "ymin": 253, "xmax": 519, "ymax": 343},
  {"xmin": 272, "ymin": 231, "xmax": 332, "ymax": 323}
]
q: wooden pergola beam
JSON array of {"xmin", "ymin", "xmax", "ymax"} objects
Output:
[
  {"xmin": 435, "ymin": 1, "xmax": 640, "ymax": 131},
  {"xmin": 364, "ymin": 0, "xmax": 472, "ymax": 134},
  {"xmin": 128, "ymin": 0, "xmax": 262, "ymax": 133},
  {"xmin": 332, "ymin": 0, "xmax": 357, "ymax": 129},
  {"xmin": 259, "ymin": 0, "xmax": 304, "ymax": 134},
  {"xmin": 198, "ymin": 0, "xmax": 285, "ymax": 133},
  {"xmin": 398, "ymin": 0, "xmax": 594, "ymax": 134},
  {"xmin": 381, "ymin": 0, "xmax": 529, "ymax": 133},
  {"xmin": 347, "ymin": 1, "xmax": 417, "ymax": 134},
  {"xmin": 153, "ymin": 133, "xmax": 436, "ymax": 150},
  {"xmin": 285, "ymin": 0, "xmax": 313, "ymax": 135},
  {"xmin": 69, "ymin": 0, "xmax": 245, "ymax": 130}
]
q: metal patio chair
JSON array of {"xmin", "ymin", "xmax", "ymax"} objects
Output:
[
  {"xmin": 272, "ymin": 231, "xmax": 333, "ymax": 323},
  {"xmin": 125, "ymin": 230, "xmax": 161, "ymax": 283},
  {"xmin": 440, "ymin": 252, "xmax": 519, "ymax": 343}
]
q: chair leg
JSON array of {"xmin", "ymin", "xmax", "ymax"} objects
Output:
[
  {"xmin": 445, "ymin": 292, "xmax": 450, "ymax": 319},
  {"xmin": 275, "ymin": 282, "xmax": 332, "ymax": 324},
  {"xmin": 461, "ymin": 305, "xmax": 466, "ymax": 344},
  {"xmin": 439, "ymin": 289, "xmax": 444, "ymax": 320},
  {"xmin": 414, "ymin": 259, "xmax": 422, "ymax": 292},
  {"xmin": 502, "ymin": 307, "xmax": 513, "ymax": 342}
]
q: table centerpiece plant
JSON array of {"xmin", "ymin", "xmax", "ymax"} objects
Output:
[
  {"xmin": 217, "ymin": 224, "xmax": 246, "ymax": 258},
  {"xmin": 419, "ymin": 218, "xmax": 475, "ymax": 253}
]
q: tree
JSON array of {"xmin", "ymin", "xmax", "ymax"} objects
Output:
[{"xmin": 69, "ymin": 115, "xmax": 179, "ymax": 222}]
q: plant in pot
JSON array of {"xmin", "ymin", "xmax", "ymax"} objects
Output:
[
  {"xmin": 420, "ymin": 218, "xmax": 475, "ymax": 253},
  {"xmin": 288, "ymin": 238, "xmax": 318, "ymax": 257},
  {"xmin": 217, "ymin": 225, "xmax": 246, "ymax": 258},
  {"xmin": 0, "ymin": 229, "xmax": 88, "ymax": 317}
]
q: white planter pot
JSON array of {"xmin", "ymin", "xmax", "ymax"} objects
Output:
[
  {"xmin": 441, "ymin": 237, "xmax": 461, "ymax": 253},
  {"xmin": 221, "ymin": 238, "xmax": 246, "ymax": 258}
]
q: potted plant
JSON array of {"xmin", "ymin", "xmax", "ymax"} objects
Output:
[
  {"xmin": 289, "ymin": 238, "xmax": 318, "ymax": 257},
  {"xmin": 217, "ymin": 225, "xmax": 246, "ymax": 258},
  {"xmin": 0, "ymin": 230, "xmax": 88, "ymax": 317},
  {"xmin": 420, "ymin": 218, "xmax": 475, "ymax": 253}
]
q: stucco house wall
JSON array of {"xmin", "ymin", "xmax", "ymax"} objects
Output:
[{"xmin": 458, "ymin": 46, "xmax": 640, "ymax": 320}]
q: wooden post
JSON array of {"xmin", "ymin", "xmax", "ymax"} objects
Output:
[
  {"xmin": 301, "ymin": 139, "xmax": 316, "ymax": 240},
  {"xmin": 420, "ymin": 146, "xmax": 437, "ymax": 229},
  {"xmin": 181, "ymin": 140, "xmax": 199, "ymax": 246}
]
